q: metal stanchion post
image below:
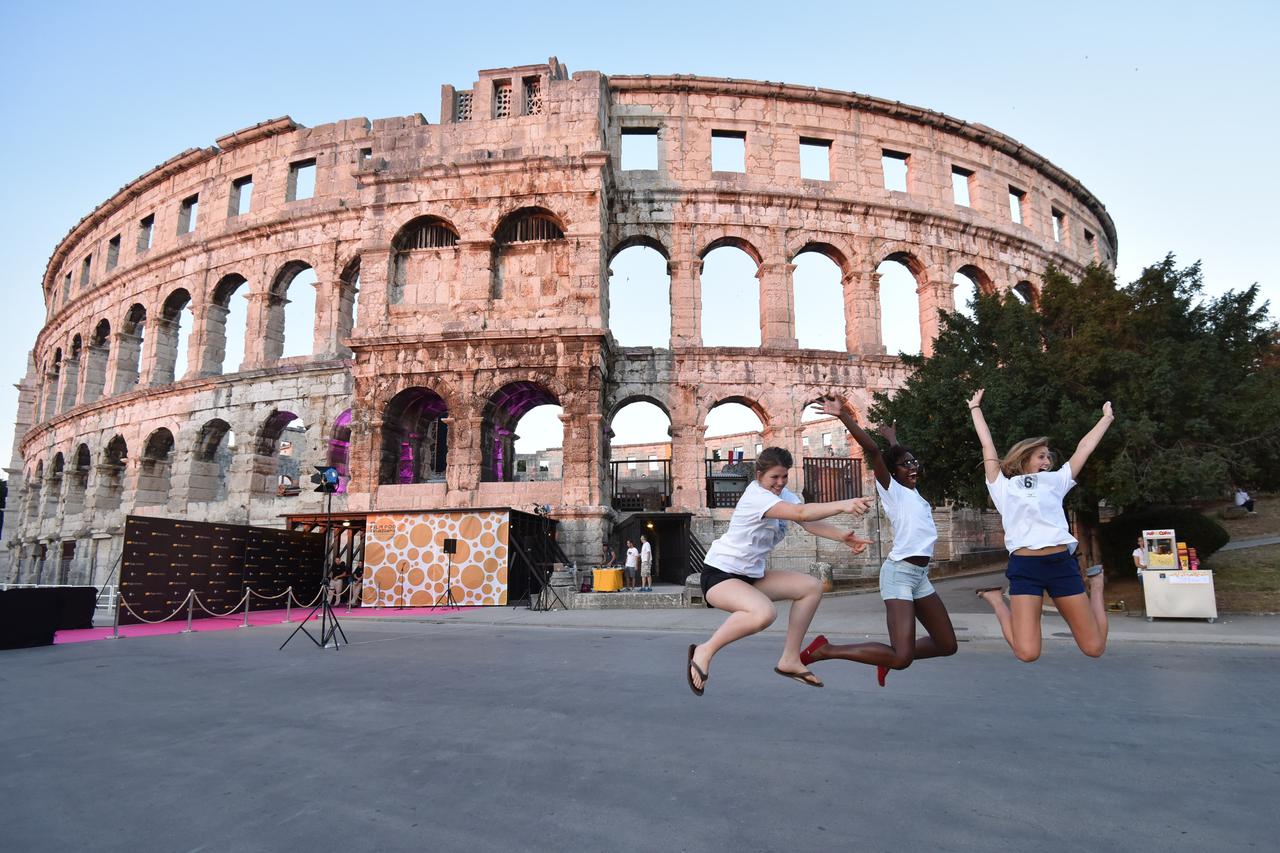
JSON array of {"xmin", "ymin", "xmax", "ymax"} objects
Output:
[
  {"xmin": 108, "ymin": 592, "xmax": 122, "ymax": 640},
  {"xmin": 241, "ymin": 587, "xmax": 251, "ymax": 628},
  {"xmin": 182, "ymin": 591, "xmax": 194, "ymax": 633},
  {"xmin": 284, "ymin": 587, "xmax": 293, "ymax": 623}
]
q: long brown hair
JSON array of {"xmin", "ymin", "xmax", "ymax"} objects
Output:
[{"xmin": 1000, "ymin": 436, "xmax": 1050, "ymax": 477}]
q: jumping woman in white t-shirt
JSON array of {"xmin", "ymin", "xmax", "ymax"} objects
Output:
[
  {"xmin": 687, "ymin": 447, "xmax": 873, "ymax": 696},
  {"xmin": 797, "ymin": 396, "xmax": 958, "ymax": 686},
  {"xmin": 968, "ymin": 389, "xmax": 1114, "ymax": 661}
]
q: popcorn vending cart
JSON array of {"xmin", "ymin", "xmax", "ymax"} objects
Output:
[{"xmin": 1139, "ymin": 528, "xmax": 1217, "ymax": 623}]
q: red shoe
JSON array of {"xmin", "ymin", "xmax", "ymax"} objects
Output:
[
  {"xmin": 877, "ymin": 665, "xmax": 890, "ymax": 687},
  {"xmin": 800, "ymin": 635, "xmax": 829, "ymax": 667}
]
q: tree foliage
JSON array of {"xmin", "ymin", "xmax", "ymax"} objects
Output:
[{"xmin": 870, "ymin": 256, "xmax": 1280, "ymax": 516}]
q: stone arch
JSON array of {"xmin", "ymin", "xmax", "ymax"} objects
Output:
[
  {"xmin": 877, "ymin": 251, "xmax": 926, "ymax": 356},
  {"xmin": 1012, "ymin": 280, "xmax": 1039, "ymax": 306},
  {"xmin": 379, "ymin": 389, "xmax": 448, "ymax": 485},
  {"xmin": 390, "ymin": 216, "xmax": 460, "ymax": 305},
  {"xmin": 252, "ymin": 409, "xmax": 307, "ymax": 497},
  {"xmin": 328, "ymin": 408, "xmax": 353, "ymax": 492},
  {"xmin": 493, "ymin": 206, "xmax": 568, "ymax": 243},
  {"xmin": 607, "ymin": 396, "xmax": 674, "ymax": 510},
  {"xmin": 65, "ymin": 442, "xmax": 91, "ymax": 515},
  {"xmin": 43, "ymin": 348, "xmax": 62, "ymax": 420},
  {"xmin": 137, "ymin": 428, "xmax": 175, "ymax": 506},
  {"xmin": 491, "ymin": 207, "xmax": 568, "ymax": 301},
  {"xmin": 605, "ymin": 393, "xmax": 673, "ymax": 426},
  {"xmin": 83, "ymin": 319, "xmax": 111, "ymax": 403},
  {"xmin": 788, "ymin": 240, "xmax": 853, "ymax": 277},
  {"xmin": 190, "ymin": 418, "xmax": 235, "ymax": 502},
  {"xmin": 266, "ymin": 261, "xmax": 317, "ymax": 360},
  {"xmin": 792, "ymin": 246, "xmax": 847, "ymax": 351},
  {"xmin": 60, "ymin": 334, "xmax": 83, "ymax": 413},
  {"xmin": 480, "ymin": 380, "xmax": 562, "ymax": 483},
  {"xmin": 703, "ymin": 397, "xmax": 769, "ymax": 507},
  {"xmin": 952, "ymin": 263, "xmax": 995, "ymax": 319},
  {"xmin": 114, "ymin": 303, "xmax": 147, "ymax": 394},
  {"xmin": 99, "ymin": 435, "xmax": 128, "ymax": 511},
  {"xmin": 608, "ymin": 240, "xmax": 671, "ymax": 348},
  {"xmin": 338, "ymin": 258, "xmax": 361, "ymax": 344},
  {"xmin": 205, "ymin": 273, "xmax": 249, "ymax": 374},
  {"xmin": 702, "ymin": 395, "xmax": 771, "ymax": 433},
  {"xmin": 27, "ymin": 459, "xmax": 45, "ymax": 520},
  {"xmin": 608, "ymin": 234, "xmax": 670, "ymax": 263},
  {"xmin": 699, "ymin": 240, "xmax": 762, "ymax": 347},
  {"xmin": 153, "ymin": 287, "xmax": 193, "ymax": 385},
  {"xmin": 44, "ymin": 451, "xmax": 66, "ymax": 519},
  {"xmin": 954, "ymin": 263, "xmax": 996, "ymax": 295}
]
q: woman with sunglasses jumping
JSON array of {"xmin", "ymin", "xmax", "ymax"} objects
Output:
[{"xmin": 798, "ymin": 395, "xmax": 958, "ymax": 686}]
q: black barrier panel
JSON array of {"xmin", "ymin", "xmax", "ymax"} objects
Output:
[
  {"xmin": 120, "ymin": 516, "xmax": 325, "ymax": 624},
  {"xmin": 0, "ymin": 587, "xmax": 96, "ymax": 649}
]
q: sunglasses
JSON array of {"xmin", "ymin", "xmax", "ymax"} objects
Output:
[{"xmin": 897, "ymin": 459, "xmax": 921, "ymax": 469}]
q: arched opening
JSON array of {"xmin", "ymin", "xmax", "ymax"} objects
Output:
[
  {"xmin": 491, "ymin": 208, "xmax": 567, "ymax": 300},
  {"xmin": 191, "ymin": 419, "xmax": 235, "ymax": 502},
  {"xmin": 65, "ymin": 443, "xmax": 91, "ymax": 515},
  {"xmin": 99, "ymin": 436, "xmax": 128, "ymax": 511},
  {"xmin": 391, "ymin": 217, "xmax": 459, "ymax": 304},
  {"xmin": 328, "ymin": 409, "xmax": 353, "ymax": 492},
  {"xmin": 877, "ymin": 254, "xmax": 923, "ymax": 356},
  {"xmin": 703, "ymin": 400, "xmax": 767, "ymax": 507},
  {"xmin": 114, "ymin": 304, "xmax": 147, "ymax": 393},
  {"xmin": 481, "ymin": 381, "xmax": 561, "ymax": 483},
  {"xmin": 60, "ymin": 335, "xmax": 83, "ymax": 412},
  {"xmin": 608, "ymin": 399, "xmax": 672, "ymax": 511},
  {"xmin": 207, "ymin": 274, "xmax": 248, "ymax": 374},
  {"xmin": 27, "ymin": 460, "xmax": 44, "ymax": 522},
  {"xmin": 1013, "ymin": 280, "xmax": 1038, "ymax": 306},
  {"xmin": 700, "ymin": 243, "xmax": 761, "ymax": 347},
  {"xmin": 43, "ymin": 349, "xmax": 62, "ymax": 419},
  {"xmin": 267, "ymin": 262, "xmax": 317, "ymax": 360},
  {"xmin": 793, "ymin": 247, "xmax": 847, "ymax": 351},
  {"xmin": 797, "ymin": 400, "xmax": 862, "ymax": 502},
  {"xmin": 607, "ymin": 242, "xmax": 671, "ymax": 348},
  {"xmin": 154, "ymin": 288, "xmax": 193, "ymax": 385},
  {"xmin": 255, "ymin": 411, "xmax": 306, "ymax": 497},
  {"xmin": 339, "ymin": 259, "xmax": 361, "ymax": 342},
  {"xmin": 44, "ymin": 452, "xmax": 65, "ymax": 519},
  {"xmin": 83, "ymin": 320, "xmax": 111, "ymax": 403},
  {"xmin": 379, "ymin": 390, "xmax": 448, "ymax": 485},
  {"xmin": 137, "ymin": 428, "xmax": 175, "ymax": 506},
  {"xmin": 953, "ymin": 265, "xmax": 994, "ymax": 320}
]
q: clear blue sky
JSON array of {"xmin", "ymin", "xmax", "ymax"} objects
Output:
[{"xmin": 2, "ymin": 1, "xmax": 1277, "ymax": 466}]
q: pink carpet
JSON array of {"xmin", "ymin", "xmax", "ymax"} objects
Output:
[{"xmin": 54, "ymin": 605, "xmax": 479, "ymax": 645}]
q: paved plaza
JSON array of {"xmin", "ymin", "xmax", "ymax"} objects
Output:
[{"xmin": 3, "ymin": 576, "xmax": 1278, "ymax": 853}]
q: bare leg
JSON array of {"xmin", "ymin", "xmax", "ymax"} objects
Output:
[
  {"xmin": 809, "ymin": 599, "xmax": 917, "ymax": 669},
  {"xmin": 979, "ymin": 590, "xmax": 1044, "ymax": 662},
  {"xmin": 754, "ymin": 570, "xmax": 824, "ymax": 676},
  {"xmin": 910, "ymin": 593, "xmax": 959, "ymax": 660},
  {"xmin": 1054, "ymin": 575, "xmax": 1108, "ymax": 657},
  {"xmin": 690, "ymin": 580, "xmax": 777, "ymax": 690}
]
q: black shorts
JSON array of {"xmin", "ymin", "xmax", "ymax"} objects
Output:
[{"xmin": 700, "ymin": 563, "xmax": 760, "ymax": 607}]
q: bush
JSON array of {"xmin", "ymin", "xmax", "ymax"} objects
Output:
[{"xmin": 1099, "ymin": 507, "xmax": 1230, "ymax": 572}]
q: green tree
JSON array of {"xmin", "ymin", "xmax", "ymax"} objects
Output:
[{"xmin": 870, "ymin": 256, "xmax": 1280, "ymax": 522}]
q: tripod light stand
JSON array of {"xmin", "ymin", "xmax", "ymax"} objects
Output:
[
  {"xmin": 436, "ymin": 537, "xmax": 460, "ymax": 610},
  {"xmin": 280, "ymin": 465, "xmax": 349, "ymax": 651}
]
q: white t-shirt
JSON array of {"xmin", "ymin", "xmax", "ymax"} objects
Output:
[
  {"xmin": 986, "ymin": 463, "xmax": 1078, "ymax": 553},
  {"xmin": 877, "ymin": 477, "xmax": 937, "ymax": 561},
  {"xmin": 1132, "ymin": 547, "xmax": 1147, "ymax": 572},
  {"xmin": 704, "ymin": 480, "xmax": 803, "ymax": 578},
  {"xmin": 640, "ymin": 540, "xmax": 652, "ymax": 566},
  {"xmin": 1235, "ymin": 490, "xmax": 1250, "ymax": 506},
  {"xmin": 624, "ymin": 547, "xmax": 639, "ymax": 569}
]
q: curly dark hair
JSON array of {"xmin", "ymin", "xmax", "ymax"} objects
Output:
[{"xmin": 885, "ymin": 444, "xmax": 916, "ymax": 468}]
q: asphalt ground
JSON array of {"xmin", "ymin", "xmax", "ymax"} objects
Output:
[{"xmin": 2, "ymin": 615, "xmax": 1277, "ymax": 852}]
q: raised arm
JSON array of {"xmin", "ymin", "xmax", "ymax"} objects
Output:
[
  {"xmin": 765, "ymin": 496, "xmax": 873, "ymax": 523},
  {"xmin": 968, "ymin": 389, "xmax": 1001, "ymax": 484},
  {"xmin": 819, "ymin": 395, "xmax": 892, "ymax": 489},
  {"xmin": 1068, "ymin": 402, "xmax": 1115, "ymax": 477}
]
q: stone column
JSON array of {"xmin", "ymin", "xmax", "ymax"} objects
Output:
[
  {"xmin": 458, "ymin": 240, "xmax": 494, "ymax": 303},
  {"xmin": 669, "ymin": 259, "xmax": 702, "ymax": 347},
  {"xmin": 148, "ymin": 317, "xmax": 179, "ymax": 386},
  {"xmin": 844, "ymin": 270, "xmax": 883, "ymax": 355},
  {"xmin": 240, "ymin": 291, "xmax": 275, "ymax": 369},
  {"xmin": 197, "ymin": 303, "xmax": 230, "ymax": 376},
  {"xmin": 758, "ymin": 261, "xmax": 798, "ymax": 349},
  {"xmin": 443, "ymin": 413, "xmax": 482, "ymax": 507},
  {"xmin": 82, "ymin": 342, "xmax": 109, "ymax": 401},
  {"xmin": 60, "ymin": 356, "xmax": 81, "ymax": 412},
  {"xmin": 669, "ymin": 423, "xmax": 708, "ymax": 512},
  {"xmin": 312, "ymin": 277, "xmax": 344, "ymax": 358},
  {"xmin": 560, "ymin": 411, "xmax": 604, "ymax": 507},
  {"xmin": 357, "ymin": 247, "xmax": 393, "ymax": 330},
  {"xmin": 917, "ymin": 276, "xmax": 955, "ymax": 358}
]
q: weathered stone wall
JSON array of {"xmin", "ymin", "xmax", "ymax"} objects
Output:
[{"xmin": 5, "ymin": 58, "xmax": 1113, "ymax": 586}]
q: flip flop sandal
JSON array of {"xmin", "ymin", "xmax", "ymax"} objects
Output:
[
  {"xmin": 774, "ymin": 667, "xmax": 824, "ymax": 688},
  {"xmin": 687, "ymin": 644, "xmax": 708, "ymax": 697},
  {"xmin": 974, "ymin": 586, "xmax": 1004, "ymax": 598},
  {"xmin": 799, "ymin": 635, "xmax": 829, "ymax": 667},
  {"xmin": 1085, "ymin": 565, "xmax": 1105, "ymax": 578},
  {"xmin": 877, "ymin": 665, "xmax": 891, "ymax": 687}
]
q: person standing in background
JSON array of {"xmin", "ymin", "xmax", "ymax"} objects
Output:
[{"xmin": 640, "ymin": 534, "xmax": 654, "ymax": 591}]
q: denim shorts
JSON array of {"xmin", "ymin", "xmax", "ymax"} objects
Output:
[
  {"xmin": 1006, "ymin": 550, "xmax": 1085, "ymax": 598},
  {"xmin": 880, "ymin": 558, "xmax": 936, "ymax": 601}
]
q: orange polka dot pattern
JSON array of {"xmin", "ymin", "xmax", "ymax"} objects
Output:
[{"xmin": 360, "ymin": 511, "xmax": 510, "ymax": 606}]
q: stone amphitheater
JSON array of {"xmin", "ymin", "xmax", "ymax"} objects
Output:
[{"xmin": 3, "ymin": 57, "xmax": 1115, "ymax": 588}]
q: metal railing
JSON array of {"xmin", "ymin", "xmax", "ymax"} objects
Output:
[
  {"xmin": 610, "ymin": 459, "xmax": 672, "ymax": 511},
  {"xmin": 705, "ymin": 457, "xmax": 754, "ymax": 508}
]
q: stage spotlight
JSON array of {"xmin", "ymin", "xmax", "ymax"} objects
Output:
[{"xmin": 311, "ymin": 465, "xmax": 340, "ymax": 493}]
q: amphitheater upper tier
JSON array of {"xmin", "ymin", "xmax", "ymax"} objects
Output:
[{"xmin": 7, "ymin": 57, "xmax": 1115, "ymax": 585}]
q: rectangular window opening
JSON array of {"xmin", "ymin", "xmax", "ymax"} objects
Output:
[
  {"xmin": 951, "ymin": 166, "xmax": 974, "ymax": 207},
  {"xmin": 137, "ymin": 214, "xmax": 155, "ymax": 252},
  {"xmin": 359, "ymin": 147, "xmax": 372, "ymax": 163},
  {"xmin": 802, "ymin": 436, "xmax": 810, "ymax": 448},
  {"xmin": 648, "ymin": 455, "xmax": 659, "ymax": 472},
  {"xmin": 799, "ymin": 137, "xmax": 832, "ymax": 181},
  {"xmin": 493, "ymin": 80, "xmax": 513, "ymax": 119},
  {"xmin": 1052, "ymin": 208, "xmax": 1066, "ymax": 243},
  {"xmin": 79, "ymin": 255, "xmax": 92, "ymax": 288},
  {"xmin": 455, "ymin": 91, "xmax": 473, "ymax": 122},
  {"xmin": 1009, "ymin": 186, "xmax": 1025, "ymax": 224},
  {"xmin": 229, "ymin": 175, "xmax": 253, "ymax": 217},
  {"xmin": 882, "ymin": 150, "xmax": 909, "ymax": 192},
  {"xmin": 711, "ymin": 130, "xmax": 747, "ymax": 173},
  {"xmin": 287, "ymin": 159, "xmax": 317, "ymax": 202},
  {"xmin": 177, "ymin": 194, "xmax": 199, "ymax": 235},
  {"xmin": 106, "ymin": 234, "xmax": 121, "ymax": 271},
  {"xmin": 1084, "ymin": 229, "xmax": 1097, "ymax": 259},
  {"xmin": 63, "ymin": 272, "xmax": 72, "ymax": 302},
  {"xmin": 627, "ymin": 456, "xmax": 637, "ymax": 471},
  {"xmin": 822, "ymin": 432, "xmax": 832, "ymax": 447},
  {"xmin": 523, "ymin": 76, "xmax": 543, "ymax": 115},
  {"xmin": 620, "ymin": 128, "xmax": 659, "ymax": 170}
]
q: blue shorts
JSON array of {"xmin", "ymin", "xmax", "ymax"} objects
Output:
[
  {"xmin": 880, "ymin": 558, "xmax": 936, "ymax": 601},
  {"xmin": 1006, "ymin": 550, "xmax": 1085, "ymax": 598}
]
